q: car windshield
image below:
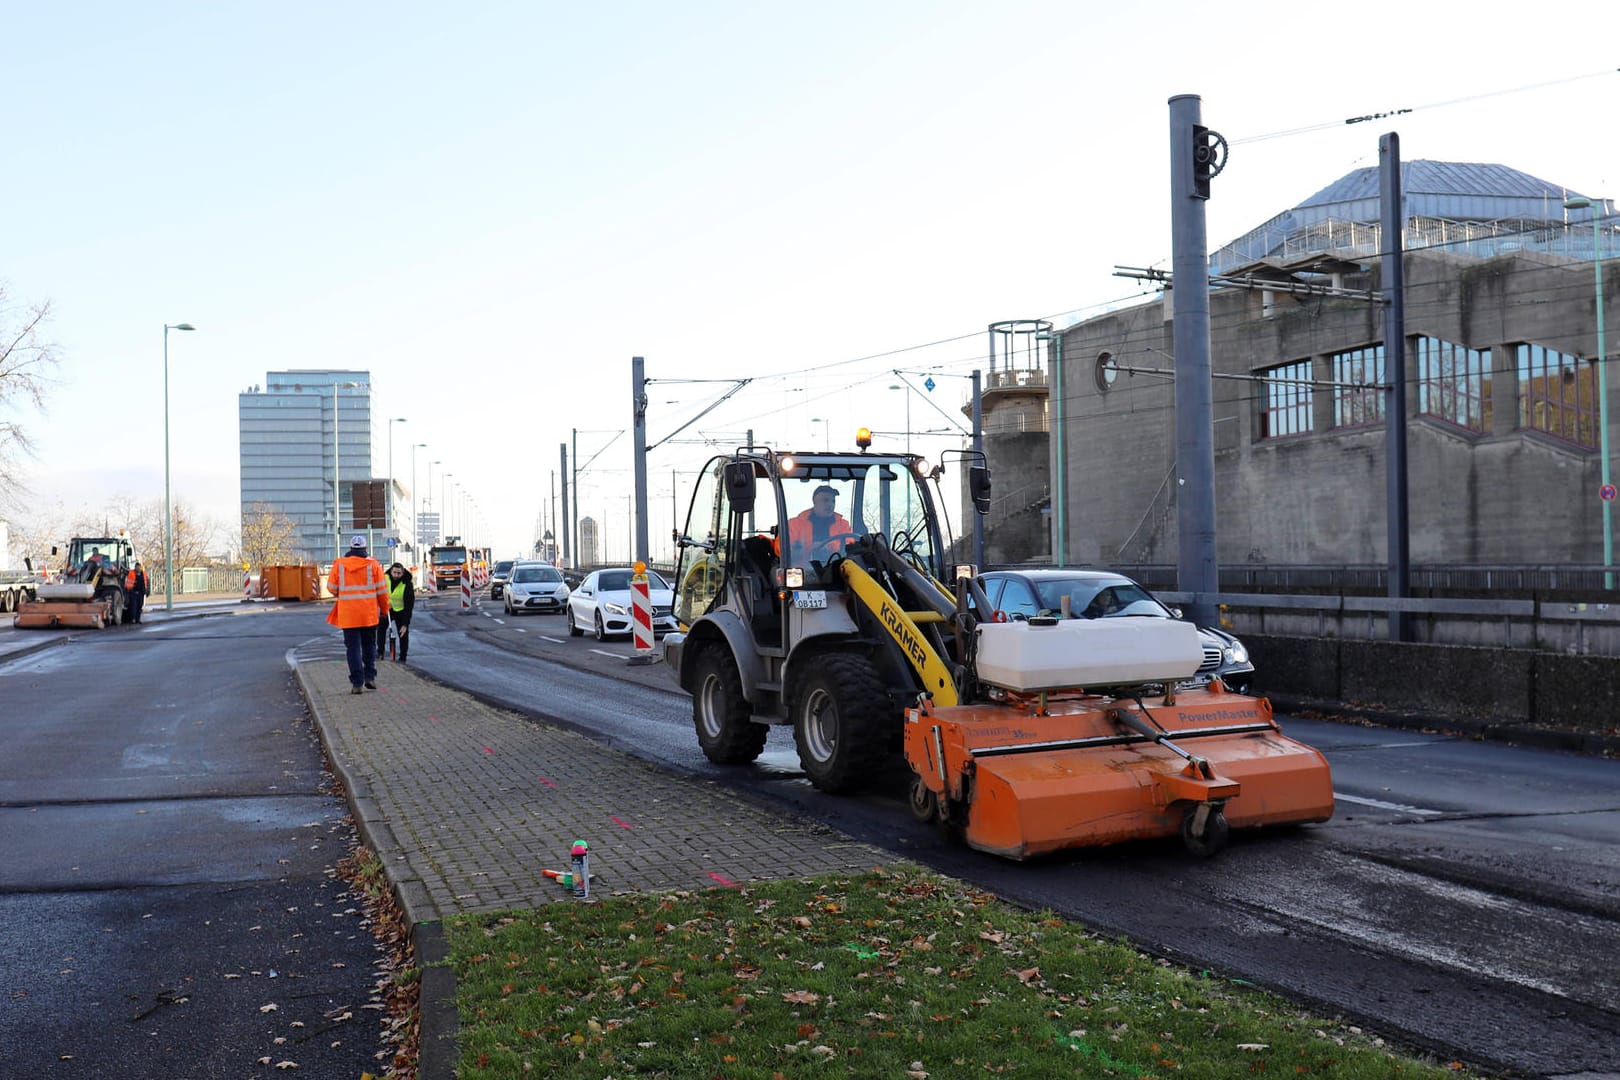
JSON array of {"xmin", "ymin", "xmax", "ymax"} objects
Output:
[
  {"xmin": 595, "ymin": 570, "xmax": 669, "ymax": 592},
  {"xmin": 431, "ymin": 548, "xmax": 466, "ymax": 565},
  {"xmin": 494, "ymin": 561, "xmax": 514, "ymax": 575},
  {"xmin": 512, "ymin": 566, "xmax": 561, "ymax": 584},
  {"xmin": 1032, "ymin": 577, "xmax": 1172, "ymax": 620}
]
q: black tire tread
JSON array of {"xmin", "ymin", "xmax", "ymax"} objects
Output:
[
  {"xmin": 692, "ymin": 643, "xmax": 767, "ymax": 765},
  {"xmin": 792, "ymin": 651, "xmax": 892, "ymax": 794}
]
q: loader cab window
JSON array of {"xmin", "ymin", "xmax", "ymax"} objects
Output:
[
  {"xmin": 781, "ymin": 458, "xmax": 938, "ymax": 576},
  {"xmin": 675, "ymin": 457, "xmax": 730, "ymax": 625}
]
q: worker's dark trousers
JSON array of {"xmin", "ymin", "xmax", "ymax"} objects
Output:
[
  {"xmin": 128, "ymin": 593, "xmax": 145, "ymax": 624},
  {"xmin": 375, "ymin": 613, "xmax": 410, "ymax": 661},
  {"xmin": 342, "ymin": 626, "xmax": 378, "ymax": 687}
]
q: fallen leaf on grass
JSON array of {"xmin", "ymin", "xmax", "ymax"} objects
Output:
[{"xmin": 782, "ymin": 990, "xmax": 821, "ymax": 1005}]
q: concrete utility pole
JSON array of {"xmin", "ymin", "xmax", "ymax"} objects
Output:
[
  {"xmin": 1381, "ymin": 132, "xmax": 1412, "ymax": 641},
  {"xmin": 631, "ymin": 356, "xmax": 650, "ymax": 565},
  {"xmin": 1168, "ymin": 94, "xmax": 1220, "ymax": 629},
  {"xmin": 559, "ymin": 443, "xmax": 571, "ymax": 568},
  {"xmin": 971, "ymin": 368, "xmax": 985, "ymax": 567}
]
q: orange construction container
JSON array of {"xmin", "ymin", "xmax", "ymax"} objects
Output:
[{"xmin": 261, "ymin": 565, "xmax": 321, "ymax": 602}]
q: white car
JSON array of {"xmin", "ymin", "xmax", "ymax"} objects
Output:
[
  {"xmin": 502, "ymin": 562, "xmax": 570, "ymax": 615},
  {"xmin": 566, "ymin": 567, "xmax": 678, "ymax": 641}
]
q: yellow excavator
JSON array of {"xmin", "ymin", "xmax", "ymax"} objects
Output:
[{"xmin": 13, "ymin": 535, "xmax": 136, "ymax": 629}]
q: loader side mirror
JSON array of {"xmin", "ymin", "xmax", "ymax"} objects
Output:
[
  {"xmin": 24, "ymin": 557, "xmax": 33, "ymax": 572},
  {"xmin": 724, "ymin": 461, "xmax": 756, "ymax": 515},
  {"xmin": 969, "ymin": 466, "xmax": 991, "ymax": 514}
]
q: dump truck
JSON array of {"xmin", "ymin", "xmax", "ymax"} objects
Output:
[
  {"xmin": 14, "ymin": 535, "xmax": 137, "ymax": 629},
  {"xmin": 663, "ymin": 434, "xmax": 1333, "ymax": 860},
  {"xmin": 428, "ymin": 537, "xmax": 469, "ymax": 591}
]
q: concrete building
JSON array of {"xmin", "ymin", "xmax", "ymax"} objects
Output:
[
  {"xmin": 982, "ymin": 161, "xmax": 1615, "ymax": 575},
  {"xmin": 239, "ymin": 370, "xmax": 410, "ymax": 564}
]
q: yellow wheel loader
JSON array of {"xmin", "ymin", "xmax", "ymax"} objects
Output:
[{"xmin": 663, "ymin": 436, "xmax": 1333, "ymax": 860}]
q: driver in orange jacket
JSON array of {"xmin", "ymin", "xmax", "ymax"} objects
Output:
[
  {"xmin": 786, "ymin": 485, "xmax": 855, "ymax": 566},
  {"xmin": 327, "ymin": 535, "xmax": 389, "ymax": 694}
]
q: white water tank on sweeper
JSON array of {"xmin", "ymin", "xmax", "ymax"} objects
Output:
[{"xmin": 973, "ymin": 617, "xmax": 1204, "ymax": 692}]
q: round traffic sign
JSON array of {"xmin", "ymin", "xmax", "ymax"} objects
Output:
[{"xmin": 1602, "ymin": 483, "xmax": 1618, "ymax": 503}]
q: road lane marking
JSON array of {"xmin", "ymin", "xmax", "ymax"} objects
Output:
[
  {"xmin": 589, "ymin": 648, "xmax": 620, "ymax": 658},
  {"xmin": 515, "ymin": 628, "xmax": 527, "ymax": 633},
  {"xmin": 540, "ymin": 636, "xmax": 565, "ymax": 643},
  {"xmin": 1334, "ymin": 792, "xmax": 1442, "ymax": 816}
]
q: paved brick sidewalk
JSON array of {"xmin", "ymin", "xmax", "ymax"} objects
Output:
[{"xmin": 295, "ymin": 658, "xmax": 884, "ymax": 922}]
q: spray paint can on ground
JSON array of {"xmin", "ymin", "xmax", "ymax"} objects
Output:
[{"xmin": 570, "ymin": 840, "xmax": 590, "ymax": 899}]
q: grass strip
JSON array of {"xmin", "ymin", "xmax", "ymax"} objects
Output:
[{"xmin": 445, "ymin": 864, "xmax": 1473, "ymax": 1078}]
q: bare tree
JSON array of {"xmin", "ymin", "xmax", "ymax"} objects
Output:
[
  {"xmin": 0, "ymin": 286, "xmax": 60, "ymax": 509},
  {"xmin": 239, "ymin": 502, "xmax": 302, "ymax": 569}
]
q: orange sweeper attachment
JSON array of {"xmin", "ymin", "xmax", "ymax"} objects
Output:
[{"xmin": 902, "ymin": 616, "xmax": 1334, "ymax": 860}]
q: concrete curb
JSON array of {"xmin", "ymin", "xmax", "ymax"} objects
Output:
[
  {"xmin": 292, "ymin": 661, "xmax": 459, "ymax": 1080},
  {"xmin": 0, "ymin": 602, "xmax": 242, "ymax": 666}
]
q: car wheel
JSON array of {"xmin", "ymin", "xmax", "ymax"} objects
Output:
[
  {"xmin": 503, "ymin": 596, "xmax": 512, "ymax": 615},
  {"xmin": 567, "ymin": 608, "xmax": 583, "ymax": 637},
  {"xmin": 594, "ymin": 613, "xmax": 607, "ymax": 642}
]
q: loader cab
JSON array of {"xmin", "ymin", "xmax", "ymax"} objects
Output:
[{"xmin": 672, "ymin": 449, "xmax": 953, "ymax": 640}]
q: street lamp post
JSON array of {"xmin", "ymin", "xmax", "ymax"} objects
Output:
[
  {"xmin": 162, "ymin": 322, "xmax": 196, "ymax": 611},
  {"xmin": 888, "ymin": 384, "xmax": 912, "ymax": 455},
  {"xmin": 386, "ymin": 417, "xmax": 407, "ymax": 556},
  {"xmin": 1567, "ymin": 196, "xmax": 1613, "ymax": 588},
  {"xmin": 411, "ymin": 442, "xmax": 427, "ymax": 557}
]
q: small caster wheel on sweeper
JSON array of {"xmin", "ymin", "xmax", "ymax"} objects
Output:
[{"xmin": 1181, "ymin": 804, "xmax": 1230, "ymax": 858}]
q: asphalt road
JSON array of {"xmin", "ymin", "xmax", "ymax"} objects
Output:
[
  {"xmin": 410, "ymin": 591, "xmax": 1620, "ymax": 1078},
  {"xmin": 0, "ymin": 608, "xmax": 389, "ymax": 1079}
]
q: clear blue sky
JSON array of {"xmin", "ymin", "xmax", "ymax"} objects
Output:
[{"xmin": 4, "ymin": 2, "xmax": 1615, "ymax": 560}]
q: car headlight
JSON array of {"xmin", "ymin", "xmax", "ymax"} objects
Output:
[
  {"xmin": 1224, "ymin": 642, "xmax": 1249, "ymax": 664},
  {"xmin": 605, "ymin": 601, "xmax": 629, "ymax": 616}
]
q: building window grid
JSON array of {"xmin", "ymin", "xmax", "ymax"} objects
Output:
[
  {"xmin": 1416, "ymin": 337, "xmax": 1492, "ymax": 433},
  {"xmin": 1259, "ymin": 359, "xmax": 1314, "ymax": 439},
  {"xmin": 1517, "ymin": 344, "xmax": 1597, "ymax": 448},
  {"xmin": 1332, "ymin": 345, "xmax": 1385, "ymax": 428}
]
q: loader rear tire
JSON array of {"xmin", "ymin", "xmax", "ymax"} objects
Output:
[
  {"xmin": 792, "ymin": 652, "xmax": 890, "ymax": 794},
  {"xmin": 692, "ymin": 644, "xmax": 767, "ymax": 765}
]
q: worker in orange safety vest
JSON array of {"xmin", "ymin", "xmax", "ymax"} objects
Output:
[
  {"xmin": 326, "ymin": 535, "xmax": 389, "ymax": 694},
  {"xmin": 123, "ymin": 562, "xmax": 151, "ymax": 624},
  {"xmin": 785, "ymin": 484, "xmax": 855, "ymax": 567}
]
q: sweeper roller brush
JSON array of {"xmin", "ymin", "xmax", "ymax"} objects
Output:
[{"xmin": 903, "ymin": 683, "xmax": 1334, "ymax": 860}]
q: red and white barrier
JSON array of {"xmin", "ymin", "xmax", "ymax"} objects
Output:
[
  {"xmin": 628, "ymin": 563, "xmax": 655, "ymax": 664},
  {"xmin": 460, "ymin": 563, "xmax": 472, "ymax": 613},
  {"xmin": 243, "ymin": 572, "xmax": 252, "ymax": 600}
]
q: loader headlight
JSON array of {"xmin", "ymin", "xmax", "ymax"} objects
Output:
[
  {"xmin": 911, "ymin": 457, "xmax": 932, "ymax": 478},
  {"xmin": 784, "ymin": 567, "xmax": 805, "ymax": 588},
  {"xmin": 954, "ymin": 564, "xmax": 976, "ymax": 580},
  {"xmin": 1224, "ymin": 642, "xmax": 1249, "ymax": 664},
  {"xmin": 780, "ymin": 455, "xmax": 797, "ymax": 474}
]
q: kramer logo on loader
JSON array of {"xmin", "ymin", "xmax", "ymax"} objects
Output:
[{"xmin": 879, "ymin": 599, "xmax": 928, "ymax": 669}]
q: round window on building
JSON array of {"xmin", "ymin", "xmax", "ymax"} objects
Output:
[{"xmin": 1095, "ymin": 352, "xmax": 1119, "ymax": 392}]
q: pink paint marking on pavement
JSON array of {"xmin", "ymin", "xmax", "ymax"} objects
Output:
[
  {"xmin": 707, "ymin": 872, "xmax": 740, "ymax": 888},
  {"xmin": 429, "ymin": 716, "xmax": 441, "ymax": 723},
  {"xmin": 482, "ymin": 746, "xmax": 495, "ymax": 755},
  {"xmin": 611, "ymin": 816, "xmax": 633, "ymax": 830},
  {"xmin": 536, "ymin": 777, "xmax": 557, "ymax": 788}
]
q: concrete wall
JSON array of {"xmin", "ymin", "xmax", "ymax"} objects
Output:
[
  {"xmin": 1249, "ymin": 633, "xmax": 1620, "ymax": 741},
  {"xmin": 1054, "ymin": 249, "xmax": 1616, "ymax": 569}
]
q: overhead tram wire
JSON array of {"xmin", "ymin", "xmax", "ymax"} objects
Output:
[{"xmin": 1230, "ymin": 66, "xmax": 1620, "ymax": 146}]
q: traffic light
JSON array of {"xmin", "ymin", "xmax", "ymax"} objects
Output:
[{"xmin": 1192, "ymin": 124, "xmax": 1213, "ymax": 200}]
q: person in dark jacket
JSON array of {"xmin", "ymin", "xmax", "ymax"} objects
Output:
[
  {"xmin": 377, "ymin": 562, "xmax": 417, "ymax": 662},
  {"xmin": 124, "ymin": 562, "xmax": 151, "ymax": 624}
]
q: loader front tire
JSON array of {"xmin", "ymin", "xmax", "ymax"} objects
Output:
[
  {"xmin": 692, "ymin": 644, "xmax": 767, "ymax": 765},
  {"xmin": 792, "ymin": 652, "xmax": 889, "ymax": 794}
]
